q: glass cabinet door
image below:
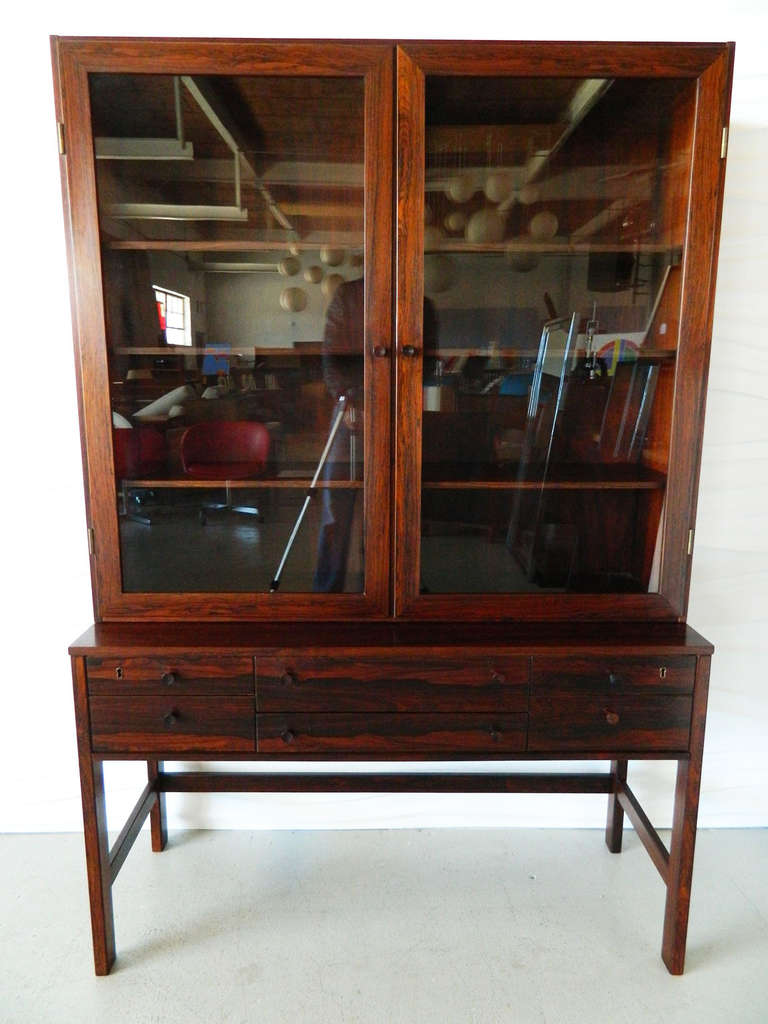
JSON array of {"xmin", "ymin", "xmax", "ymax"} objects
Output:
[
  {"xmin": 395, "ymin": 44, "xmax": 728, "ymax": 617},
  {"xmin": 57, "ymin": 41, "xmax": 392, "ymax": 617}
]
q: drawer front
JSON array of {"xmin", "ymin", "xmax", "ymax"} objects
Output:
[
  {"xmin": 256, "ymin": 655, "xmax": 529, "ymax": 712},
  {"xmin": 86, "ymin": 656, "xmax": 254, "ymax": 696},
  {"xmin": 531, "ymin": 655, "xmax": 695, "ymax": 696},
  {"xmin": 528, "ymin": 694, "xmax": 692, "ymax": 752},
  {"xmin": 90, "ymin": 696, "xmax": 255, "ymax": 752},
  {"xmin": 257, "ymin": 713, "xmax": 527, "ymax": 754}
]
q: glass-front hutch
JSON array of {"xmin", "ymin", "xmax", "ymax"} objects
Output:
[{"xmin": 54, "ymin": 37, "xmax": 733, "ymax": 976}]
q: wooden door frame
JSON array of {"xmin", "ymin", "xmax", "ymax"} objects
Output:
[
  {"xmin": 52, "ymin": 37, "xmax": 394, "ymax": 620},
  {"xmin": 393, "ymin": 41, "xmax": 734, "ymax": 621}
]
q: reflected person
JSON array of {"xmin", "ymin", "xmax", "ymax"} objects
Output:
[{"xmin": 313, "ymin": 277, "xmax": 436, "ymax": 592}]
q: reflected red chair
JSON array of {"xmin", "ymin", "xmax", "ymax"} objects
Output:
[
  {"xmin": 180, "ymin": 419, "xmax": 270, "ymax": 523},
  {"xmin": 113, "ymin": 426, "xmax": 167, "ymax": 525}
]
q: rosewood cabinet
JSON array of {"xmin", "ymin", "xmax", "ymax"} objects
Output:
[{"xmin": 52, "ymin": 36, "xmax": 734, "ymax": 975}]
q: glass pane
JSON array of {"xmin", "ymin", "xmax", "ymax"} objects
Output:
[
  {"xmin": 420, "ymin": 76, "xmax": 694, "ymax": 594},
  {"xmin": 91, "ymin": 73, "xmax": 365, "ymax": 592}
]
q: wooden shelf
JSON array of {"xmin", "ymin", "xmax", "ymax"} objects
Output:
[
  {"xmin": 107, "ymin": 239, "xmax": 363, "ymax": 252},
  {"xmin": 107, "ymin": 238, "xmax": 682, "ymax": 257},
  {"xmin": 123, "ymin": 478, "xmax": 363, "ymax": 489},
  {"xmin": 421, "ymin": 464, "xmax": 666, "ymax": 491},
  {"xmin": 113, "ymin": 346, "xmax": 325, "ymax": 357}
]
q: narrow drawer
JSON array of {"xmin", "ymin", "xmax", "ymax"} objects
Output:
[
  {"xmin": 257, "ymin": 713, "xmax": 528, "ymax": 754},
  {"xmin": 86, "ymin": 656, "xmax": 254, "ymax": 696},
  {"xmin": 256, "ymin": 655, "xmax": 529, "ymax": 712},
  {"xmin": 528, "ymin": 694, "xmax": 692, "ymax": 752},
  {"xmin": 90, "ymin": 696, "xmax": 255, "ymax": 753},
  {"xmin": 531, "ymin": 655, "xmax": 695, "ymax": 696}
]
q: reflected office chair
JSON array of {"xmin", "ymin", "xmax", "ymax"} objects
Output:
[
  {"xmin": 113, "ymin": 426, "xmax": 167, "ymax": 526},
  {"xmin": 180, "ymin": 419, "xmax": 270, "ymax": 524}
]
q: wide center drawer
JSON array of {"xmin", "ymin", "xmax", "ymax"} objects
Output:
[
  {"xmin": 86, "ymin": 656, "xmax": 254, "ymax": 696},
  {"xmin": 257, "ymin": 713, "xmax": 527, "ymax": 753},
  {"xmin": 90, "ymin": 696, "xmax": 255, "ymax": 752},
  {"xmin": 256, "ymin": 655, "xmax": 529, "ymax": 711}
]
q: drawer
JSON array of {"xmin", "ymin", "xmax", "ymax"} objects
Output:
[
  {"xmin": 256, "ymin": 655, "xmax": 529, "ymax": 712},
  {"xmin": 90, "ymin": 696, "xmax": 255, "ymax": 753},
  {"xmin": 528, "ymin": 694, "xmax": 692, "ymax": 752},
  {"xmin": 257, "ymin": 713, "xmax": 528, "ymax": 754},
  {"xmin": 531, "ymin": 655, "xmax": 695, "ymax": 696},
  {"xmin": 86, "ymin": 656, "xmax": 254, "ymax": 696}
]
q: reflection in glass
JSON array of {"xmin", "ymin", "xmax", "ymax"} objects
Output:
[
  {"xmin": 420, "ymin": 76, "xmax": 694, "ymax": 594},
  {"xmin": 91, "ymin": 73, "xmax": 365, "ymax": 592}
]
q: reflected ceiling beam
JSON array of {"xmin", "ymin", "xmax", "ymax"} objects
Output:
[
  {"xmin": 95, "ymin": 77, "xmax": 193, "ymax": 161},
  {"xmin": 498, "ymin": 79, "xmax": 613, "ymax": 211},
  {"xmin": 571, "ymin": 198, "xmax": 632, "ymax": 240},
  {"xmin": 181, "ymin": 75, "xmax": 294, "ymax": 234}
]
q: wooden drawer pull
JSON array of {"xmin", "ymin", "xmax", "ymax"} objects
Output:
[
  {"xmin": 161, "ymin": 671, "xmax": 178, "ymax": 687},
  {"xmin": 281, "ymin": 670, "xmax": 299, "ymax": 687},
  {"xmin": 489, "ymin": 725, "xmax": 503, "ymax": 741},
  {"xmin": 162, "ymin": 710, "xmax": 180, "ymax": 728},
  {"xmin": 281, "ymin": 729, "xmax": 296, "ymax": 744},
  {"xmin": 491, "ymin": 670, "xmax": 507, "ymax": 684},
  {"xmin": 608, "ymin": 672, "xmax": 621, "ymax": 687},
  {"xmin": 604, "ymin": 710, "xmax": 620, "ymax": 726}
]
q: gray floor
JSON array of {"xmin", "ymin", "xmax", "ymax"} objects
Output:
[{"xmin": 2, "ymin": 828, "xmax": 767, "ymax": 1023}]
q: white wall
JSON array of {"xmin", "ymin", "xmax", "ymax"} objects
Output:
[{"xmin": 2, "ymin": 1, "xmax": 766, "ymax": 833}]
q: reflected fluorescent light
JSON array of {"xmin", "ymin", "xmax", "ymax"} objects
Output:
[
  {"xmin": 95, "ymin": 137, "xmax": 194, "ymax": 161},
  {"xmin": 106, "ymin": 203, "xmax": 249, "ymax": 221}
]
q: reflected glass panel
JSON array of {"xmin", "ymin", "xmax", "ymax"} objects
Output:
[
  {"xmin": 90, "ymin": 73, "xmax": 365, "ymax": 592},
  {"xmin": 421, "ymin": 76, "xmax": 694, "ymax": 594}
]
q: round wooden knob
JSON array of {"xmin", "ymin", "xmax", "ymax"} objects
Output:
[
  {"xmin": 608, "ymin": 672, "xmax": 620, "ymax": 688},
  {"xmin": 281, "ymin": 670, "xmax": 298, "ymax": 686},
  {"xmin": 281, "ymin": 729, "xmax": 296, "ymax": 745},
  {"xmin": 373, "ymin": 345, "xmax": 388, "ymax": 358},
  {"xmin": 161, "ymin": 671, "xmax": 177, "ymax": 687},
  {"xmin": 491, "ymin": 670, "xmax": 507, "ymax": 684},
  {"xmin": 489, "ymin": 726, "xmax": 502, "ymax": 741},
  {"xmin": 604, "ymin": 710, "xmax": 620, "ymax": 726},
  {"xmin": 402, "ymin": 345, "xmax": 418, "ymax": 357},
  {"xmin": 162, "ymin": 710, "xmax": 179, "ymax": 727}
]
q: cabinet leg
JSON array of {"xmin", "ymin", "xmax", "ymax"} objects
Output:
[
  {"xmin": 605, "ymin": 759, "xmax": 628, "ymax": 853},
  {"xmin": 662, "ymin": 758, "xmax": 703, "ymax": 974},
  {"xmin": 79, "ymin": 754, "xmax": 116, "ymax": 975},
  {"xmin": 662, "ymin": 654, "xmax": 710, "ymax": 975},
  {"xmin": 72, "ymin": 657, "xmax": 115, "ymax": 975},
  {"xmin": 147, "ymin": 760, "xmax": 167, "ymax": 852}
]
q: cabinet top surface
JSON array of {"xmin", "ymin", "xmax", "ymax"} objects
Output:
[{"xmin": 70, "ymin": 621, "xmax": 713, "ymax": 656}]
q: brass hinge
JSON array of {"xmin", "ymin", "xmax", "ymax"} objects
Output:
[
  {"xmin": 687, "ymin": 528, "xmax": 694, "ymax": 556},
  {"xmin": 57, "ymin": 121, "xmax": 66, "ymax": 156},
  {"xmin": 87, "ymin": 527, "xmax": 95, "ymax": 556},
  {"xmin": 721, "ymin": 125, "xmax": 728, "ymax": 160}
]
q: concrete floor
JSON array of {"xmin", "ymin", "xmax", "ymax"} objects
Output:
[{"xmin": 2, "ymin": 828, "xmax": 767, "ymax": 1023}]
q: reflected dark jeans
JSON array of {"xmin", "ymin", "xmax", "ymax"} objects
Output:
[{"xmin": 313, "ymin": 421, "xmax": 361, "ymax": 593}]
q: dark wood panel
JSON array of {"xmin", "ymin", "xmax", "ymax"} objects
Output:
[
  {"xmin": 156, "ymin": 771, "xmax": 613, "ymax": 793},
  {"xmin": 528, "ymin": 694, "xmax": 692, "ymax": 752},
  {"xmin": 399, "ymin": 41, "xmax": 728, "ymax": 78},
  {"xmin": 531, "ymin": 655, "xmax": 695, "ymax": 696},
  {"xmin": 257, "ymin": 713, "xmax": 527, "ymax": 753},
  {"xmin": 90, "ymin": 696, "xmax": 255, "ymax": 752},
  {"xmin": 257, "ymin": 655, "xmax": 529, "ymax": 711},
  {"xmin": 70, "ymin": 620, "xmax": 715, "ymax": 656},
  {"xmin": 87, "ymin": 655, "xmax": 254, "ymax": 695}
]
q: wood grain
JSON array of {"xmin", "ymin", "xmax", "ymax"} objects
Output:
[
  {"xmin": 531, "ymin": 655, "xmax": 696, "ymax": 695},
  {"xmin": 528, "ymin": 694, "xmax": 693, "ymax": 752},
  {"xmin": 257, "ymin": 712, "xmax": 528, "ymax": 753},
  {"xmin": 256, "ymin": 655, "xmax": 528, "ymax": 711},
  {"xmin": 90, "ymin": 696, "xmax": 255, "ymax": 752},
  {"xmin": 86, "ymin": 655, "xmax": 255, "ymax": 695}
]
